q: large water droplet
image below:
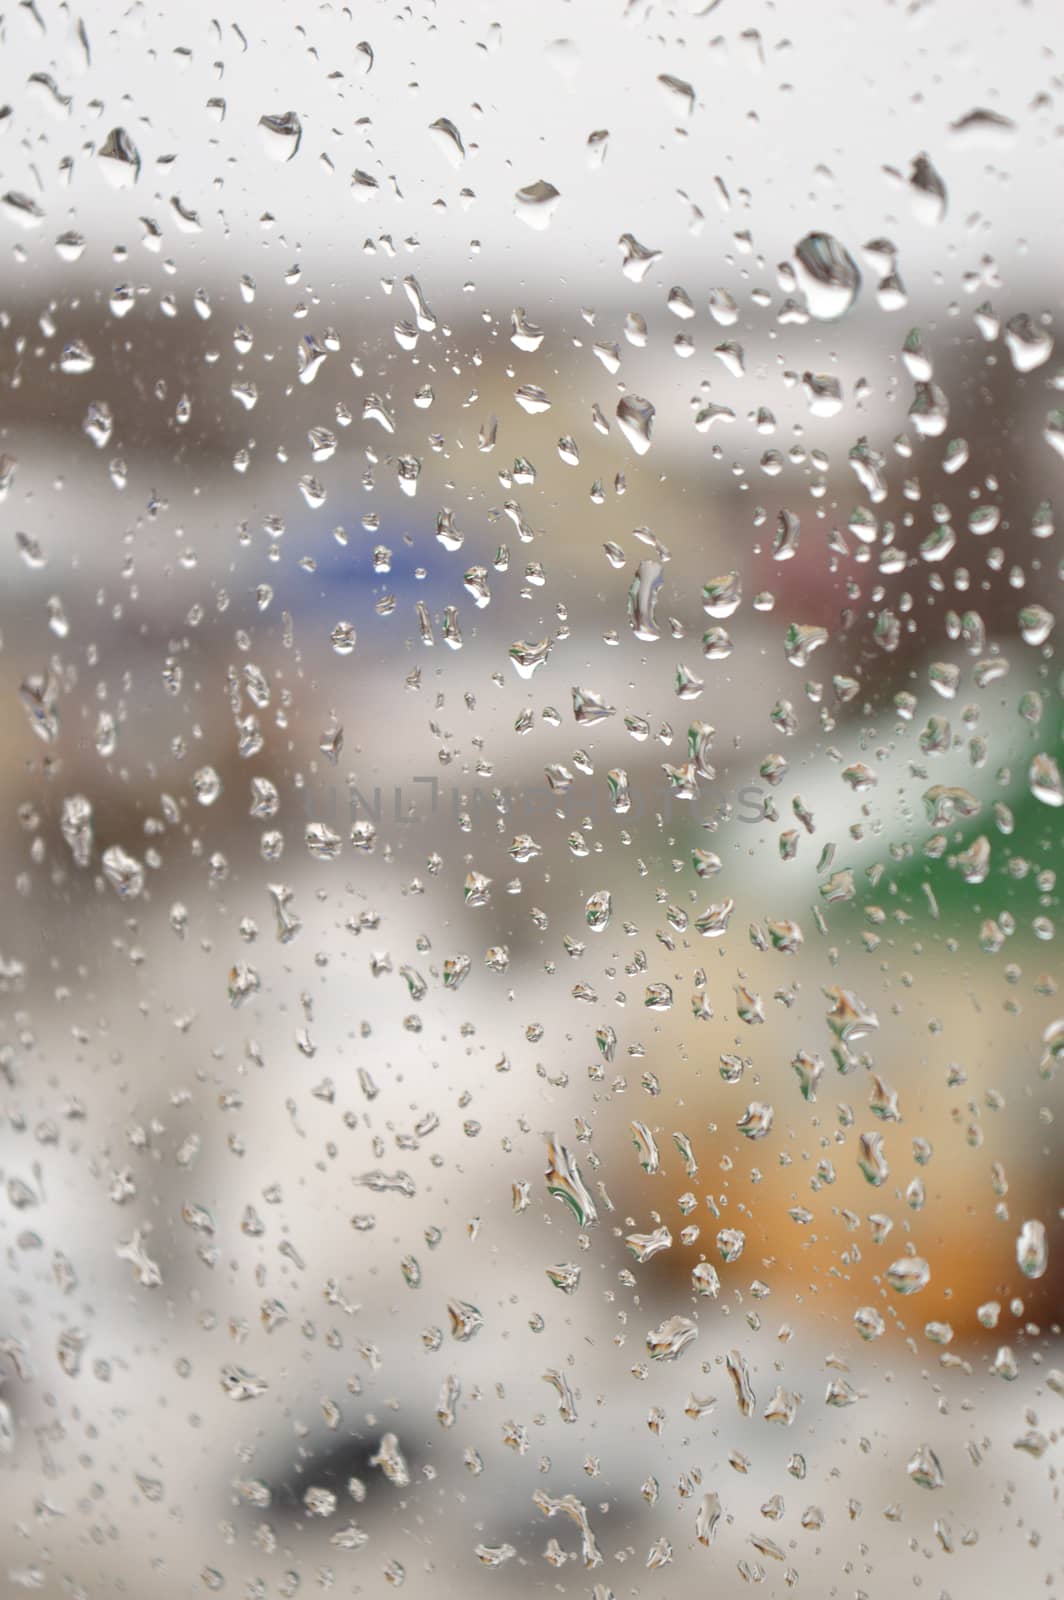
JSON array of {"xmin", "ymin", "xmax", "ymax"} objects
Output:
[
  {"xmin": 514, "ymin": 180, "xmax": 560, "ymax": 229},
  {"xmin": 793, "ymin": 232, "xmax": 861, "ymax": 320},
  {"xmin": 259, "ymin": 111, "xmax": 302, "ymax": 161}
]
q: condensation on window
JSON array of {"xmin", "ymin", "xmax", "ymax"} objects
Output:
[{"xmin": 1, "ymin": 2, "xmax": 1062, "ymax": 1596}]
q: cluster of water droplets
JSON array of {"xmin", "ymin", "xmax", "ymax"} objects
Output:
[{"xmin": 1, "ymin": 3, "xmax": 1063, "ymax": 1597}]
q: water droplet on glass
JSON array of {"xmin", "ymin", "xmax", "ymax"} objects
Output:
[
  {"xmin": 514, "ymin": 180, "xmax": 560, "ymax": 230},
  {"xmin": 793, "ymin": 232, "xmax": 861, "ymax": 320},
  {"xmin": 258, "ymin": 111, "xmax": 302, "ymax": 161},
  {"xmin": 616, "ymin": 394, "xmax": 655, "ymax": 454}
]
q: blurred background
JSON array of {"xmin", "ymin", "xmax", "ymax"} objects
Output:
[{"xmin": 0, "ymin": 0, "xmax": 1063, "ymax": 1594}]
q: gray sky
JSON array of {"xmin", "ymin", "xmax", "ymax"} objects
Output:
[{"xmin": 1, "ymin": 0, "xmax": 1059, "ymax": 302}]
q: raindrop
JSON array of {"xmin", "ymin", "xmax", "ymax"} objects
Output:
[{"xmin": 793, "ymin": 232, "xmax": 861, "ymax": 320}]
